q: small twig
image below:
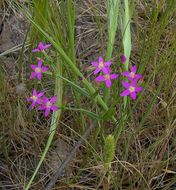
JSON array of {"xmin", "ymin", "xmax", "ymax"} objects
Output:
[{"xmin": 44, "ymin": 123, "xmax": 95, "ymax": 190}]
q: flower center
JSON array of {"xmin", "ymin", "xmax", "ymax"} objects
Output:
[
  {"xmin": 130, "ymin": 72, "xmax": 135, "ymax": 78},
  {"xmin": 35, "ymin": 67, "xmax": 41, "ymax": 73},
  {"xmin": 105, "ymin": 74, "xmax": 110, "ymax": 80},
  {"xmin": 31, "ymin": 95, "xmax": 37, "ymax": 101},
  {"xmin": 129, "ymin": 86, "xmax": 135, "ymax": 92},
  {"xmin": 99, "ymin": 62, "xmax": 104, "ymax": 69},
  {"xmin": 46, "ymin": 101, "xmax": 52, "ymax": 108}
]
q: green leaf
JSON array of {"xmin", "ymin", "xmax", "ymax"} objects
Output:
[{"xmin": 101, "ymin": 107, "xmax": 116, "ymax": 121}]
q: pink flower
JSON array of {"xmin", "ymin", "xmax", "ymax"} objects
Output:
[
  {"xmin": 39, "ymin": 96, "xmax": 58, "ymax": 117},
  {"xmin": 122, "ymin": 65, "xmax": 142, "ymax": 81},
  {"xmin": 32, "ymin": 42, "xmax": 51, "ymax": 52},
  {"xmin": 120, "ymin": 55, "xmax": 126, "ymax": 64},
  {"xmin": 91, "ymin": 57, "xmax": 112, "ymax": 75},
  {"xmin": 95, "ymin": 72, "xmax": 118, "ymax": 88},
  {"xmin": 26, "ymin": 89, "xmax": 44, "ymax": 108},
  {"xmin": 120, "ymin": 80, "xmax": 143, "ymax": 100},
  {"xmin": 30, "ymin": 59, "xmax": 48, "ymax": 80}
]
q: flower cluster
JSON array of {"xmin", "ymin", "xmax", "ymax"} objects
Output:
[
  {"xmin": 121, "ymin": 64, "xmax": 143, "ymax": 100},
  {"xmin": 91, "ymin": 55, "xmax": 143, "ymax": 100},
  {"xmin": 27, "ymin": 42, "xmax": 58, "ymax": 117},
  {"xmin": 92, "ymin": 56, "xmax": 118, "ymax": 88}
]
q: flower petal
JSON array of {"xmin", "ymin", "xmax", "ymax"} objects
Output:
[
  {"xmin": 30, "ymin": 64, "xmax": 37, "ymax": 70},
  {"xmin": 26, "ymin": 97, "xmax": 31, "ymax": 102},
  {"xmin": 131, "ymin": 65, "xmax": 137, "ymax": 73},
  {"xmin": 98, "ymin": 56, "xmax": 103, "ymax": 63},
  {"xmin": 38, "ymin": 60, "xmax": 43, "ymax": 67},
  {"xmin": 91, "ymin": 61, "xmax": 98, "ymax": 67},
  {"xmin": 120, "ymin": 55, "xmax": 126, "ymax": 63},
  {"xmin": 38, "ymin": 105, "xmax": 46, "ymax": 110},
  {"xmin": 42, "ymin": 96, "xmax": 48, "ymax": 103},
  {"xmin": 127, "ymin": 76, "xmax": 134, "ymax": 81},
  {"xmin": 94, "ymin": 68, "xmax": 101, "ymax": 75},
  {"xmin": 38, "ymin": 92, "xmax": 44, "ymax": 97},
  {"xmin": 130, "ymin": 92, "xmax": 136, "ymax": 100},
  {"xmin": 30, "ymin": 72, "xmax": 37, "ymax": 79},
  {"xmin": 95, "ymin": 75, "xmax": 105, "ymax": 82},
  {"xmin": 37, "ymin": 73, "xmax": 42, "ymax": 80},
  {"xmin": 44, "ymin": 108, "xmax": 50, "ymax": 117},
  {"xmin": 31, "ymin": 102, "xmax": 36, "ymax": 109},
  {"xmin": 104, "ymin": 61, "xmax": 112, "ymax": 67},
  {"xmin": 122, "ymin": 71, "xmax": 130, "ymax": 77},
  {"xmin": 135, "ymin": 86, "xmax": 143, "ymax": 92},
  {"xmin": 120, "ymin": 89, "xmax": 130, "ymax": 97},
  {"xmin": 32, "ymin": 89, "xmax": 37, "ymax": 95},
  {"xmin": 32, "ymin": 48, "xmax": 40, "ymax": 52},
  {"xmin": 131, "ymin": 80, "xmax": 137, "ymax": 86},
  {"xmin": 38, "ymin": 42, "xmax": 44, "ymax": 50},
  {"xmin": 110, "ymin": 74, "xmax": 118, "ymax": 79},
  {"xmin": 51, "ymin": 105, "xmax": 58, "ymax": 111},
  {"xmin": 50, "ymin": 96, "xmax": 57, "ymax": 103},
  {"xmin": 102, "ymin": 67, "xmax": 110, "ymax": 74},
  {"xmin": 44, "ymin": 44, "xmax": 51, "ymax": 49},
  {"xmin": 42, "ymin": 66, "xmax": 48, "ymax": 72},
  {"xmin": 135, "ymin": 74, "xmax": 142, "ymax": 79},
  {"xmin": 36, "ymin": 99, "xmax": 43, "ymax": 105},
  {"xmin": 122, "ymin": 81, "xmax": 130, "ymax": 88},
  {"xmin": 106, "ymin": 80, "xmax": 111, "ymax": 88}
]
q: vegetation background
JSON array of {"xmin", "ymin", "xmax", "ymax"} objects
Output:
[{"xmin": 0, "ymin": 0, "xmax": 175, "ymax": 189}]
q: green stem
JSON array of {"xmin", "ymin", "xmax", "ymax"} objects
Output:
[
  {"xmin": 114, "ymin": 0, "xmax": 131, "ymax": 143},
  {"xmin": 104, "ymin": 0, "xmax": 120, "ymax": 103},
  {"xmin": 67, "ymin": 0, "xmax": 85, "ymax": 131}
]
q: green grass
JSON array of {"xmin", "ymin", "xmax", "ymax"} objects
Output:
[{"xmin": 0, "ymin": 0, "xmax": 176, "ymax": 189}]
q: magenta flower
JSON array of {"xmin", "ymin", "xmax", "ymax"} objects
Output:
[
  {"xmin": 120, "ymin": 55, "xmax": 127, "ymax": 64},
  {"xmin": 95, "ymin": 72, "xmax": 118, "ymax": 88},
  {"xmin": 26, "ymin": 89, "xmax": 44, "ymax": 108},
  {"xmin": 39, "ymin": 96, "xmax": 58, "ymax": 117},
  {"xmin": 91, "ymin": 57, "xmax": 112, "ymax": 75},
  {"xmin": 32, "ymin": 42, "xmax": 51, "ymax": 52},
  {"xmin": 122, "ymin": 65, "xmax": 142, "ymax": 81},
  {"xmin": 30, "ymin": 59, "xmax": 48, "ymax": 80},
  {"xmin": 120, "ymin": 80, "xmax": 143, "ymax": 100}
]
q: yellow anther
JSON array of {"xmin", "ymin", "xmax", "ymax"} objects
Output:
[
  {"xmin": 99, "ymin": 62, "xmax": 104, "ymax": 68},
  {"xmin": 31, "ymin": 95, "xmax": 37, "ymax": 101},
  {"xmin": 105, "ymin": 74, "xmax": 110, "ymax": 80},
  {"xmin": 35, "ymin": 67, "xmax": 41, "ymax": 73},
  {"xmin": 46, "ymin": 102, "xmax": 52, "ymax": 108},
  {"xmin": 129, "ymin": 86, "xmax": 135, "ymax": 92},
  {"xmin": 130, "ymin": 72, "xmax": 135, "ymax": 78}
]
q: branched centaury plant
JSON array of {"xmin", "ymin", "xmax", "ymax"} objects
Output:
[
  {"xmin": 13, "ymin": 0, "xmax": 133, "ymax": 188},
  {"xmin": 18, "ymin": 1, "xmax": 117, "ymax": 189}
]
